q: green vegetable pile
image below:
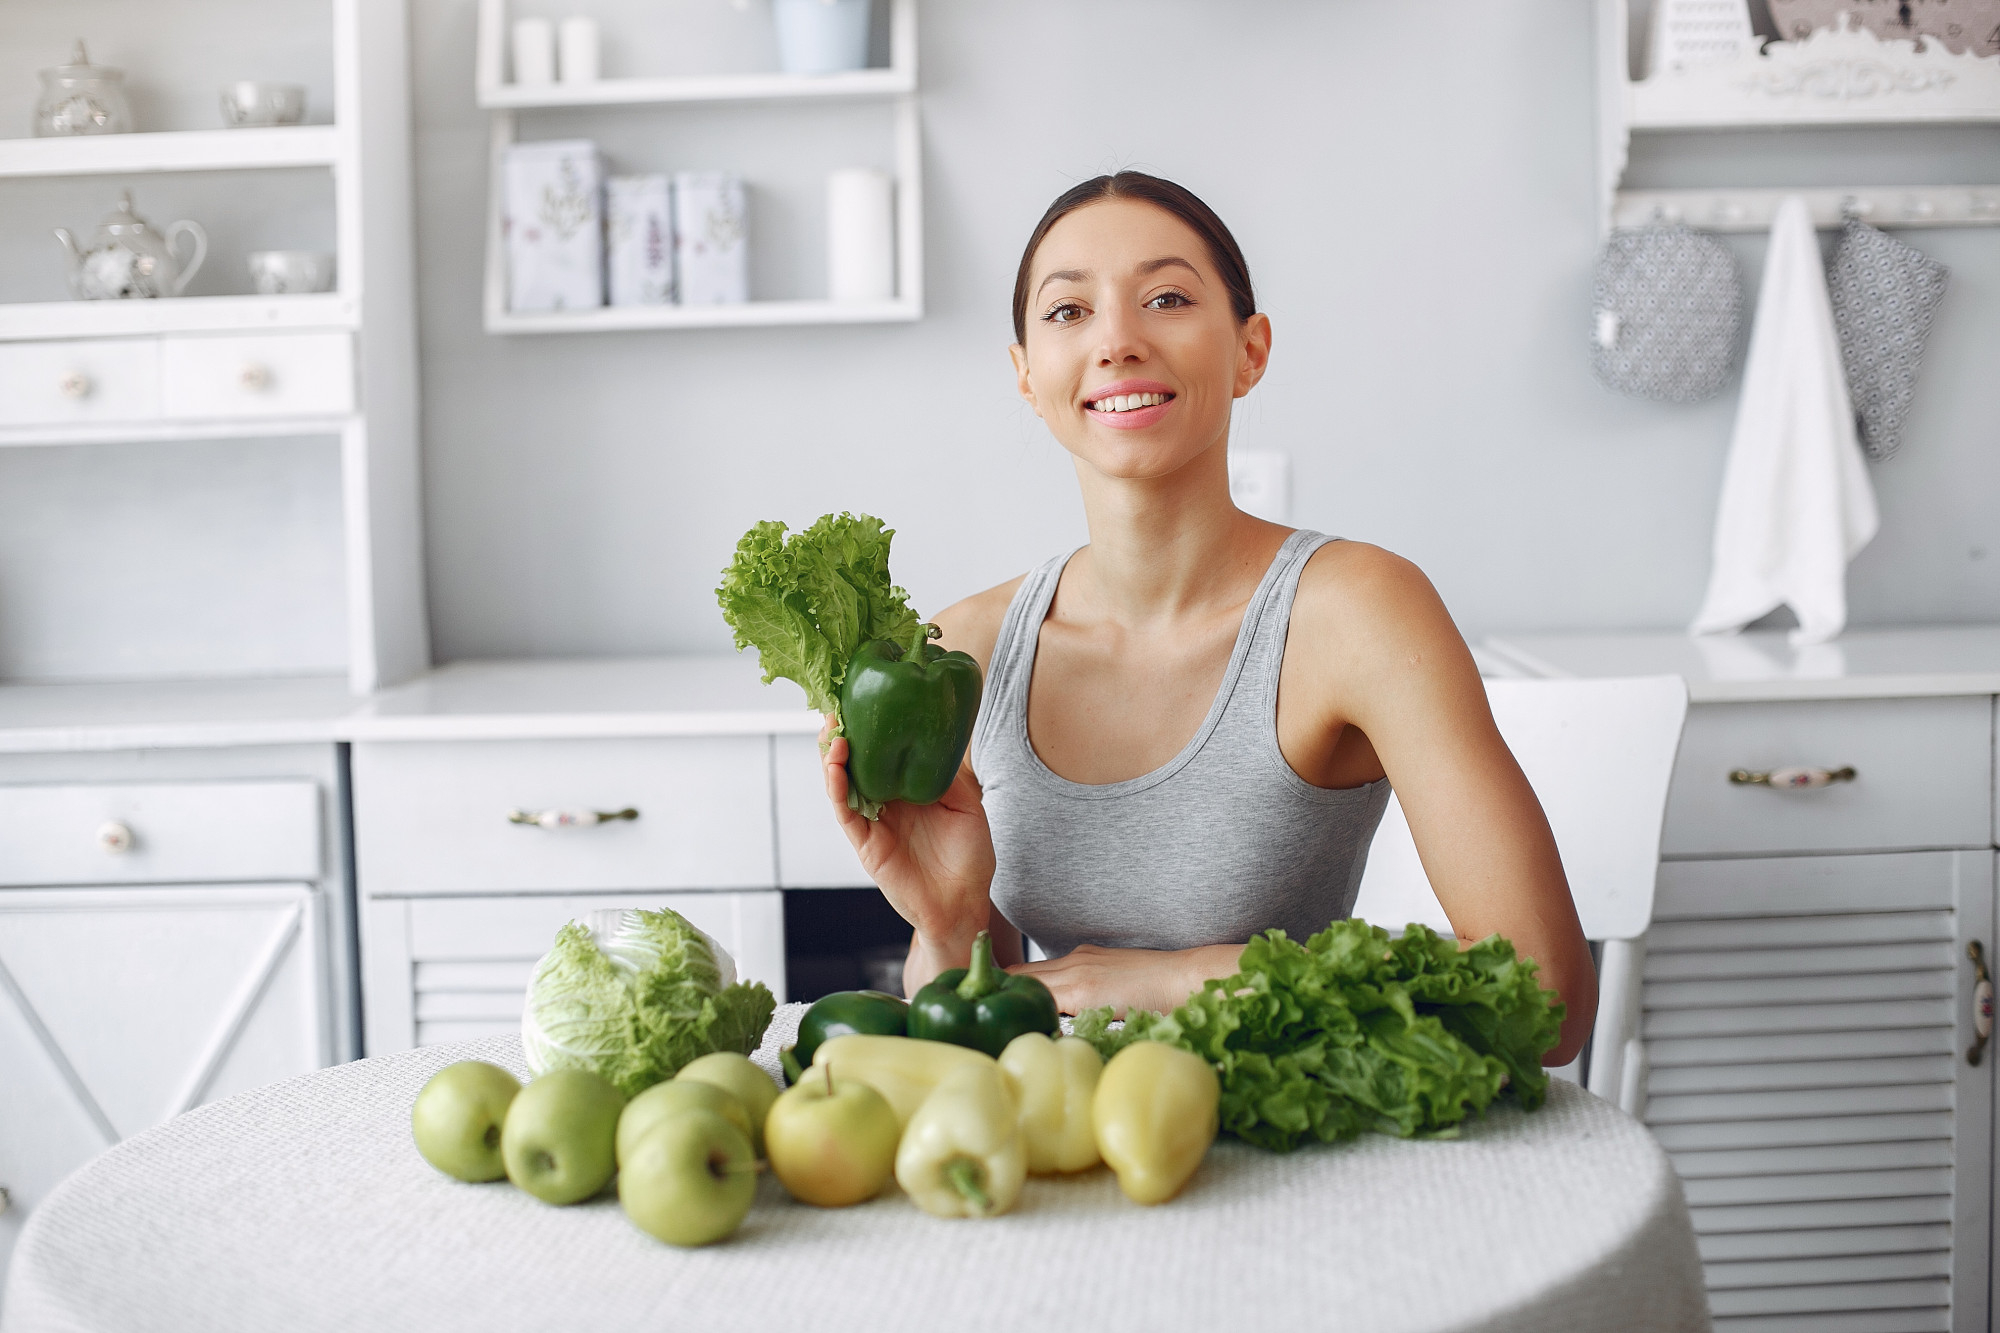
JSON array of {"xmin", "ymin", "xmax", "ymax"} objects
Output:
[
  {"xmin": 521, "ymin": 907, "xmax": 775, "ymax": 1099},
  {"xmin": 1075, "ymin": 920, "xmax": 1564, "ymax": 1151}
]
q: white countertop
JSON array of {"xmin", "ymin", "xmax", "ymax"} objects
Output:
[
  {"xmin": 7, "ymin": 627, "xmax": 2000, "ymax": 752},
  {"xmin": 1484, "ymin": 625, "xmax": 2000, "ymax": 703}
]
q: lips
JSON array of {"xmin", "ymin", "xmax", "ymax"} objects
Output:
[{"xmin": 1083, "ymin": 379, "xmax": 1176, "ymax": 430}]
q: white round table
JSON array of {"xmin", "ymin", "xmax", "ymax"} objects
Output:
[{"xmin": 5, "ymin": 1005, "xmax": 1711, "ymax": 1333}]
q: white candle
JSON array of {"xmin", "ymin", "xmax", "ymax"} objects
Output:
[
  {"xmin": 827, "ymin": 168, "xmax": 895, "ymax": 302},
  {"xmin": 511, "ymin": 18, "xmax": 555, "ymax": 85},
  {"xmin": 559, "ymin": 17, "xmax": 599, "ymax": 84}
]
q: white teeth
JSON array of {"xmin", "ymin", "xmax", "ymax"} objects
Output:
[{"xmin": 1090, "ymin": 391, "xmax": 1167, "ymax": 412}]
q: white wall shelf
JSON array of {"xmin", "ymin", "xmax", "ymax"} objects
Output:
[
  {"xmin": 1614, "ymin": 185, "xmax": 2000, "ymax": 232},
  {"xmin": 1597, "ymin": 2, "xmax": 2000, "ymax": 234},
  {"xmin": 0, "ymin": 415, "xmax": 351, "ymax": 450},
  {"xmin": 0, "ymin": 294, "xmax": 356, "ymax": 343},
  {"xmin": 475, "ymin": 0, "xmax": 923, "ymax": 335},
  {"xmin": 0, "ymin": 126, "xmax": 339, "ymax": 179}
]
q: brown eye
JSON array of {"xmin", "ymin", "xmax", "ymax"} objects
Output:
[
  {"xmin": 1043, "ymin": 302, "xmax": 1087, "ymax": 325},
  {"xmin": 1146, "ymin": 291, "xmax": 1191, "ymax": 310}
]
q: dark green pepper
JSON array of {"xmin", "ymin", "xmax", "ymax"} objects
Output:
[
  {"xmin": 839, "ymin": 629, "xmax": 981, "ymax": 819},
  {"xmin": 793, "ymin": 989, "xmax": 910, "ymax": 1069},
  {"xmin": 906, "ymin": 930, "xmax": 1059, "ymax": 1058}
]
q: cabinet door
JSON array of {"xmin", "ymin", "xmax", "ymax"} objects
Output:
[
  {"xmin": 1645, "ymin": 852, "xmax": 1994, "ymax": 1333},
  {"xmin": 361, "ymin": 890, "xmax": 787, "ymax": 1054},
  {"xmin": 0, "ymin": 884, "xmax": 326, "ymax": 1291}
]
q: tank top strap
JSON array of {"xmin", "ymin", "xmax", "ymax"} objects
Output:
[
  {"xmin": 969, "ymin": 546, "xmax": 1075, "ymax": 776},
  {"xmin": 1216, "ymin": 529, "xmax": 1340, "ymax": 738}
]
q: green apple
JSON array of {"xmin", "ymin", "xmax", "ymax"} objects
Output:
[
  {"xmin": 412, "ymin": 1060, "xmax": 521, "ymax": 1182},
  {"xmin": 502, "ymin": 1068, "xmax": 626, "ymax": 1205},
  {"xmin": 675, "ymin": 1052, "xmax": 780, "ymax": 1155},
  {"xmin": 618, "ymin": 1079, "xmax": 751, "ymax": 1165},
  {"xmin": 619, "ymin": 1109, "xmax": 757, "ymax": 1247},
  {"xmin": 764, "ymin": 1068, "xmax": 900, "ymax": 1207}
]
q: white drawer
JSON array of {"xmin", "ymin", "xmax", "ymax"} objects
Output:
[
  {"xmin": 160, "ymin": 333, "xmax": 353, "ymax": 420},
  {"xmin": 352, "ymin": 738, "xmax": 776, "ymax": 895},
  {"xmin": 773, "ymin": 732, "xmax": 872, "ymax": 888},
  {"xmin": 1663, "ymin": 697, "xmax": 1992, "ymax": 857},
  {"xmin": 0, "ymin": 781, "xmax": 321, "ymax": 886},
  {"xmin": 0, "ymin": 338, "xmax": 160, "ymax": 427},
  {"xmin": 395, "ymin": 891, "xmax": 787, "ymax": 1046}
]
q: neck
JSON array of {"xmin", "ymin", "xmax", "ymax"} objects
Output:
[{"xmin": 1068, "ymin": 434, "xmax": 1278, "ymax": 622}]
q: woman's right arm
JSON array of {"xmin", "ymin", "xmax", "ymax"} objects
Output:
[{"xmin": 820, "ymin": 578, "xmax": 1024, "ymax": 993}]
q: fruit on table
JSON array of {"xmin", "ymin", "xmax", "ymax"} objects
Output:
[
  {"xmin": 894, "ymin": 1061, "xmax": 1025, "ymax": 1219},
  {"xmin": 906, "ymin": 930, "xmax": 1059, "ymax": 1058},
  {"xmin": 675, "ymin": 1051, "xmax": 780, "ymax": 1155},
  {"xmin": 807, "ymin": 1032, "xmax": 997, "ymax": 1128},
  {"xmin": 617, "ymin": 1078, "xmax": 751, "ymax": 1166},
  {"xmin": 1092, "ymin": 1041, "xmax": 1219, "ymax": 1205},
  {"xmin": 838, "ymin": 635, "xmax": 983, "ymax": 813},
  {"xmin": 792, "ymin": 989, "xmax": 910, "ymax": 1069},
  {"xmin": 502, "ymin": 1068, "xmax": 626, "ymax": 1205},
  {"xmin": 999, "ymin": 1032, "xmax": 1103, "ymax": 1175},
  {"xmin": 619, "ymin": 1109, "xmax": 757, "ymax": 1247},
  {"xmin": 411, "ymin": 1061, "xmax": 521, "ymax": 1182},
  {"xmin": 764, "ymin": 1063, "xmax": 900, "ymax": 1207}
]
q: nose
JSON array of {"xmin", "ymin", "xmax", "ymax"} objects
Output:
[{"xmin": 1094, "ymin": 300, "xmax": 1150, "ymax": 368}]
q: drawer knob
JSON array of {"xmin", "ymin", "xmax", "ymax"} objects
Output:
[
  {"xmin": 239, "ymin": 362, "xmax": 273, "ymax": 392},
  {"xmin": 1728, "ymin": 766, "xmax": 1856, "ymax": 789},
  {"xmin": 58, "ymin": 369, "xmax": 93, "ymax": 399},
  {"xmin": 1970, "ymin": 942, "xmax": 1993, "ymax": 1067},
  {"xmin": 506, "ymin": 807, "xmax": 639, "ymax": 829},
  {"xmin": 96, "ymin": 821, "xmax": 134, "ymax": 854}
]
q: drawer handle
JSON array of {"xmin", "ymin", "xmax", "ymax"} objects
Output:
[
  {"xmin": 58, "ymin": 370, "xmax": 93, "ymax": 399},
  {"xmin": 96, "ymin": 821, "xmax": 134, "ymax": 854},
  {"xmin": 507, "ymin": 807, "xmax": 639, "ymax": 829},
  {"xmin": 1970, "ymin": 941, "xmax": 1993, "ymax": 1067},
  {"xmin": 239, "ymin": 362, "xmax": 273, "ymax": 392},
  {"xmin": 1728, "ymin": 766, "xmax": 1856, "ymax": 789}
]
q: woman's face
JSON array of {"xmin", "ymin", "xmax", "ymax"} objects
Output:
[{"xmin": 1011, "ymin": 198, "xmax": 1270, "ymax": 483}]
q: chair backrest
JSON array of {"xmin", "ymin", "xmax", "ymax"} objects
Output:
[{"xmin": 1351, "ymin": 675, "xmax": 1688, "ymax": 943}]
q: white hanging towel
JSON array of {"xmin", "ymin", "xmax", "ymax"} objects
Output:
[{"xmin": 1690, "ymin": 196, "xmax": 1879, "ymax": 647}]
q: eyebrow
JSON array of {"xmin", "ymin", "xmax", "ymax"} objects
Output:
[{"xmin": 1034, "ymin": 255, "xmax": 1204, "ymax": 298}]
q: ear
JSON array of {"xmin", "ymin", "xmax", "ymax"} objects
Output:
[
  {"xmin": 1009, "ymin": 343, "xmax": 1044, "ymax": 418},
  {"xmin": 1233, "ymin": 313, "xmax": 1273, "ymax": 399}
]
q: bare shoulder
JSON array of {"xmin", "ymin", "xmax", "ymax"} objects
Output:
[
  {"xmin": 1289, "ymin": 540, "xmax": 1478, "ymax": 695},
  {"xmin": 930, "ymin": 575, "xmax": 1026, "ymax": 674}
]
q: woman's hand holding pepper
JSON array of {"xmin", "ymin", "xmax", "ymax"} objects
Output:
[
  {"xmin": 1008, "ymin": 942, "xmax": 1245, "ymax": 1019},
  {"xmin": 821, "ymin": 717, "xmax": 997, "ymax": 992}
]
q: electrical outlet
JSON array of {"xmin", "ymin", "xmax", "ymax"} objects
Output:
[{"xmin": 1228, "ymin": 449, "xmax": 1291, "ymax": 524}]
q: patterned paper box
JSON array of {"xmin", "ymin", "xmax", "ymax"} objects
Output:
[
  {"xmin": 673, "ymin": 172, "xmax": 748, "ymax": 305},
  {"xmin": 606, "ymin": 175, "xmax": 674, "ymax": 306},
  {"xmin": 1766, "ymin": 0, "xmax": 2000, "ymax": 54},
  {"xmin": 504, "ymin": 139, "xmax": 603, "ymax": 312}
]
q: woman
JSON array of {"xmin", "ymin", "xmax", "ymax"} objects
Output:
[{"xmin": 823, "ymin": 172, "xmax": 1595, "ymax": 1065}]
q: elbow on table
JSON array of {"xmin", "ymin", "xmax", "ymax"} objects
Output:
[{"xmin": 1543, "ymin": 968, "xmax": 1598, "ymax": 1068}]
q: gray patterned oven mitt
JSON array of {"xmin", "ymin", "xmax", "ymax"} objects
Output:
[
  {"xmin": 1591, "ymin": 221, "xmax": 1743, "ymax": 403},
  {"xmin": 1827, "ymin": 218, "xmax": 1948, "ymax": 462}
]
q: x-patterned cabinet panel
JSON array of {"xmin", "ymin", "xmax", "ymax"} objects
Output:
[
  {"xmin": 1646, "ymin": 852, "xmax": 1995, "ymax": 1333},
  {"xmin": 361, "ymin": 890, "xmax": 786, "ymax": 1054},
  {"xmin": 0, "ymin": 883, "xmax": 327, "ymax": 1287}
]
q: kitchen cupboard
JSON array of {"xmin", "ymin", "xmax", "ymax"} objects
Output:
[{"xmin": 1486, "ymin": 631, "xmax": 2000, "ymax": 1333}]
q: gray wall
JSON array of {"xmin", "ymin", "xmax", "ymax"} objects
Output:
[{"xmin": 409, "ymin": 0, "xmax": 2000, "ymax": 659}]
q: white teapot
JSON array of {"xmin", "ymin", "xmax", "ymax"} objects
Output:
[{"xmin": 54, "ymin": 191, "xmax": 207, "ymax": 299}]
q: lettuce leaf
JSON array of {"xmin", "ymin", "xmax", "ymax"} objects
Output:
[
  {"xmin": 715, "ymin": 512, "xmax": 921, "ymax": 721},
  {"xmin": 1074, "ymin": 919, "xmax": 1564, "ymax": 1151}
]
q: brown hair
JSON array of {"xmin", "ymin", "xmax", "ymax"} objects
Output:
[{"xmin": 1011, "ymin": 172, "xmax": 1257, "ymax": 345}]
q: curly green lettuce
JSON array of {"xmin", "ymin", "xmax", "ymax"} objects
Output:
[{"xmin": 1075, "ymin": 920, "xmax": 1564, "ymax": 1151}]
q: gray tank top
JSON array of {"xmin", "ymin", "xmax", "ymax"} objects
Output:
[{"xmin": 971, "ymin": 529, "xmax": 1392, "ymax": 960}]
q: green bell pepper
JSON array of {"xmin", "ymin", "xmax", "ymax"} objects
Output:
[
  {"xmin": 839, "ymin": 628, "xmax": 982, "ymax": 819},
  {"xmin": 907, "ymin": 931, "xmax": 1059, "ymax": 1058},
  {"xmin": 793, "ymin": 989, "xmax": 910, "ymax": 1068}
]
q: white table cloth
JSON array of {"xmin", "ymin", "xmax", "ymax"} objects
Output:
[{"xmin": 5, "ymin": 1005, "xmax": 1711, "ymax": 1333}]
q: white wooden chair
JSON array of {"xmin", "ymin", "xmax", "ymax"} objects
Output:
[{"xmin": 1351, "ymin": 675, "xmax": 1689, "ymax": 1113}]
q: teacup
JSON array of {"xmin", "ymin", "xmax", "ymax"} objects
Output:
[
  {"xmin": 221, "ymin": 82, "xmax": 306, "ymax": 127},
  {"xmin": 248, "ymin": 251, "xmax": 334, "ymax": 295}
]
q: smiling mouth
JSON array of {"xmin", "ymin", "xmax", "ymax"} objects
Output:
[{"xmin": 1085, "ymin": 391, "xmax": 1174, "ymax": 414}]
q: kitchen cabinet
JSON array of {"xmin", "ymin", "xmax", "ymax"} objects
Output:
[{"xmin": 1486, "ymin": 630, "xmax": 2000, "ymax": 1333}]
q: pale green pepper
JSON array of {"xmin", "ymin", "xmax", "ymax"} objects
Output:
[
  {"xmin": 894, "ymin": 1062, "xmax": 1025, "ymax": 1219},
  {"xmin": 999, "ymin": 1032, "xmax": 1103, "ymax": 1175},
  {"xmin": 1092, "ymin": 1041, "xmax": 1219, "ymax": 1205},
  {"xmin": 809, "ymin": 1032, "xmax": 997, "ymax": 1129}
]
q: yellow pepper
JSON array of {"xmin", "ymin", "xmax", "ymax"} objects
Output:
[
  {"xmin": 1092, "ymin": 1041, "xmax": 1220, "ymax": 1205},
  {"xmin": 894, "ymin": 1062, "xmax": 1026, "ymax": 1218},
  {"xmin": 808, "ymin": 1033, "xmax": 997, "ymax": 1129},
  {"xmin": 998, "ymin": 1032, "xmax": 1102, "ymax": 1175}
]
